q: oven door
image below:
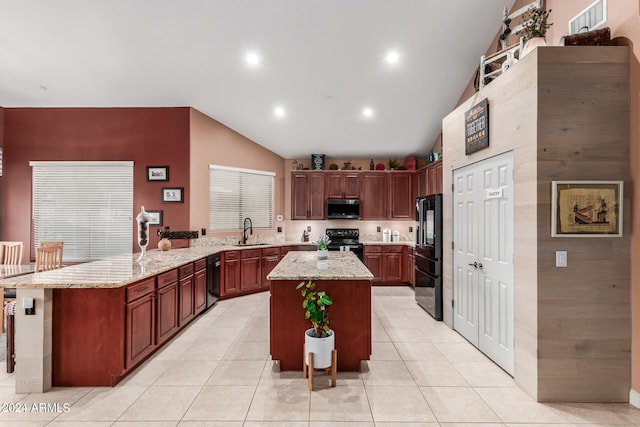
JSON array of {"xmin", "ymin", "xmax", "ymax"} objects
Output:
[{"xmin": 415, "ymin": 268, "xmax": 442, "ymax": 321}]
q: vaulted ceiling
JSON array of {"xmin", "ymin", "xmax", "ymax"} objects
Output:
[{"xmin": 0, "ymin": 0, "xmax": 515, "ymax": 158}]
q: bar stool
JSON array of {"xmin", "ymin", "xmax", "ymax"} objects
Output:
[
  {"xmin": 0, "ymin": 241, "xmax": 23, "ymax": 333},
  {"xmin": 35, "ymin": 245, "xmax": 63, "ymax": 272}
]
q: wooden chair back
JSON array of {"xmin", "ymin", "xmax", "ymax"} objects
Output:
[
  {"xmin": 40, "ymin": 241, "xmax": 64, "ymax": 263},
  {"xmin": 0, "ymin": 242, "xmax": 24, "ymax": 265},
  {"xmin": 35, "ymin": 246, "xmax": 63, "ymax": 272}
]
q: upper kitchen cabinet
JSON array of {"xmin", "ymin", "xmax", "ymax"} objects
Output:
[
  {"xmin": 388, "ymin": 172, "xmax": 413, "ymax": 219},
  {"xmin": 360, "ymin": 173, "xmax": 388, "ymax": 219},
  {"xmin": 416, "ymin": 159, "xmax": 442, "ymax": 197},
  {"xmin": 291, "ymin": 172, "xmax": 325, "ymax": 220},
  {"xmin": 325, "ymin": 172, "xmax": 360, "ymax": 199}
]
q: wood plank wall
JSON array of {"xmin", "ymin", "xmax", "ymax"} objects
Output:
[{"xmin": 442, "ymin": 46, "xmax": 630, "ymax": 402}]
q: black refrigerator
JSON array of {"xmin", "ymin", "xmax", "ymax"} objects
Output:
[{"xmin": 415, "ymin": 194, "xmax": 443, "ymax": 320}]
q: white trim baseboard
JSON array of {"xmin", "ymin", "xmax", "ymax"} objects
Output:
[{"xmin": 629, "ymin": 389, "xmax": 640, "ymax": 408}]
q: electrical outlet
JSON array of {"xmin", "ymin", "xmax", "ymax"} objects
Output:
[
  {"xmin": 409, "ymin": 226, "xmax": 413, "ymax": 232},
  {"xmin": 307, "ymin": 226, "xmax": 311, "ymax": 232},
  {"xmin": 376, "ymin": 226, "xmax": 381, "ymax": 232},
  {"xmin": 201, "ymin": 228, "xmax": 206, "ymax": 236},
  {"xmin": 555, "ymin": 251, "xmax": 567, "ymax": 267},
  {"xmin": 277, "ymin": 226, "xmax": 282, "ymax": 232}
]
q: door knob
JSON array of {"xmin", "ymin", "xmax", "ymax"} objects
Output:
[
  {"xmin": 477, "ymin": 263, "xmax": 483, "ymax": 269},
  {"xmin": 468, "ymin": 262, "xmax": 478, "ymax": 268}
]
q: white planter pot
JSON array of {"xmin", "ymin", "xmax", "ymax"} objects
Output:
[
  {"xmin": 304, "ymin": 328, "xmax": 334, "ymax": 369},
  {"xmin": 317, "ymin": 249, "xmax": 328, "ymax": 260},
  {"xmin": 521, "ymin": 37, "xmax": 547, "ymax": 57}
]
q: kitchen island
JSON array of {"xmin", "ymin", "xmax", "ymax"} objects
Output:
[{"xmin": 267, "ymin": 251, "xmax": 374, "ymax": 371}]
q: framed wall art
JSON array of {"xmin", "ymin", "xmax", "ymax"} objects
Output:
[
  {"xmin": 146, "ymin": 210, "xmax": 163, "ymax": 226},
  {"xmin": 551, "ymin": 180, "xmax": 623, "ymax": 237},
  {"xmin": 161, "ymin": 187, "xmax": 184, "ymax": 203},
  {"xmin": 146, "ymin": 166, "xmax": 169, "ymax": 181}
]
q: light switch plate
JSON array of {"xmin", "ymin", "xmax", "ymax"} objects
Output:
[{"xmin": 555, "ymin": 251, "xmax": 567, "ymax": 267}]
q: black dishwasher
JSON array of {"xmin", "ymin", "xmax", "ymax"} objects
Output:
[{"xmin": 205, "ymin": 254, "xmax": 220, "ymax": 310}]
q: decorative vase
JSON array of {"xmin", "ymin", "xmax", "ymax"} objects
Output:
[
  {"xmin": 158, "ymin": 238, "xmax": 171, "ymax": 251},
  {"xmin": 304, "ymin": 328, "xmax": 335, "ymax": 369},
  {"xmin": 317, "ymin": 249, "xmax": 328, "ymax": 260},
  {"xmin": 521, "ymin": 37, "xmax": 546, "ymax": 57},
  {"xmin": 135, "ymin": 206, "xmax": 151, "ymax": 261}
]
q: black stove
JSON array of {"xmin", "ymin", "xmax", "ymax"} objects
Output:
[{"xmin": 325, "ymin": 228, "xmax": 364, "ymax": 260}]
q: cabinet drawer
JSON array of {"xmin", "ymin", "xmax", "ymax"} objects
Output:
[
  {"xmin": 364, "ymin": 245, "xmax": 383, "ymax": 254},
  {"xmin": 384, "ymin": 246, "xmax": 404, "ymax": 253},
  {"xmin": 241, "ymin": 249, "xmax": 261, "ymax": 259},
  {"xmin": 179, "ymin": 263, "xmax": 194, "ymax": 278},
  {"xmin": 194, "ymin": 258, "xmax": 206, "ymax": 271},
  {"xmin": 126, "ymin": 278, "xmax": 155, "ymax": 303},
  {"xmin": 224, "ymin": 251, "xmax": 240, "ymax": 260},
  {"xmin": 261, "ymin": 247, "xmax": 280, "ymax": 257},
  {"xmin": 157, "ymin": 269, "xmax": 178, "ymax": 288}
]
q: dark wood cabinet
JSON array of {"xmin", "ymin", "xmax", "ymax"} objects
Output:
[
  {"xmin": 325, "ymin": 172, "xmax": 360, "ymax": 199},
  {"xmin": 389, "ymin": 172, "xmax": 413, "ymax": 219},
  {"xmin": 240, "ymin": 249, "xmax": 262, "ymax": 291},
  {"xmin": 179, "ymin": 263, "xmax": 195, "ymax": 326},
  {"xmin": 363, "ymin": 246, "xmax": 383, "ymax": 283},
  {"xmin": 222, "ymin": 251, "xmax": 240, "ymax": 296},
  {"xmin": 417, "ymin": 159, "xmax": 443, "ymax": 197},
  {"xmin": 364, "ymin": 245, "xmax": 407, "ymax": 285},
  {"xmin": 261, "ymin": 247, "xmax": 280, "ymax": 288},
  {"xmin": 125, "ymin": 278, "xmax": 156, "ymax": 369},
  {"xmin": 156, "ymin": 269, "xmax": 179, "ymax": 345},
  {"xmin": 360, "ymin": 173, "xmax": 388, "ymax": 219},
  {"xmin": 194, "ymin": 260, "xmax": 207, "ymax": 314},
  {"xmin": 291, "ymin": 172, "xmax": 325, "ymax": 219},
  {"xmin": 407, "ymin": 247, "xmax": 415, "ymax": 287}
]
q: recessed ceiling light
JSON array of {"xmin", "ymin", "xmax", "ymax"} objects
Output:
[
  {"xmin": 362, "ymin": 107, "xmax": 374, "ymax": 117},
  {"xmin": 274, "ymin": 106, "xmax": 286, "ymax": 118},
  {"xmin": 385, "ymin": 51, "xmax": 400, "ymax": 64},
  {"xmin": 245, "ymin": 52, "xmax": 260, "ymax": 66}
]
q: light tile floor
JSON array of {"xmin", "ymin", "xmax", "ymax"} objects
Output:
[{"xmin": 0, "ymin": 286, "xmax": 638, "ymax": 426}]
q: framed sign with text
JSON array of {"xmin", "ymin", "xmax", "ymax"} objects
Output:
[{"xmin": 465, "ymin": 98, "xmax": 489, "ymax": 155}]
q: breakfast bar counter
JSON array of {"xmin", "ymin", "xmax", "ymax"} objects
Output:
[{"xmin": 267, "ymin": 251, "xmax": 374, "ymax": 371}]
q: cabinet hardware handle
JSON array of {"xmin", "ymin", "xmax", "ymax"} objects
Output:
[{"xmin": 136, "ymin": 286, "xmax": 150, "ymax": 292}]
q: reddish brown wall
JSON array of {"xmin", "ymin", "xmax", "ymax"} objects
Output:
[{"xmin": 2, "ymin": 107, "xmax": 191, "ymax": 258}]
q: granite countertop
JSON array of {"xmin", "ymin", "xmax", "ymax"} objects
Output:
[{"xmin": 267, "ymin": 251, "xmax": 374, "ymax": 281}]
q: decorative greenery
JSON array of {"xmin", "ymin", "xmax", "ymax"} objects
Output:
[
  {"xmin": 311, "ymin": 234, "xmax": 331, "ymax": 251},
  {"xmin": 518, "ymin": 7, "xmax": 553, "ymax": 40},
  {"xmin": 388, "ymin": 159, "xmax": 400, "ymax": 170},
  {"xmin": 296, "ymin": 280, "xmax": 333, "ymax": 337}
]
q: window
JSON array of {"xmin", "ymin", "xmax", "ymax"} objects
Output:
[
  {"xmin": 209, "ymin": 165, "xmax": 274, "ymax": 231},
  {"xmin": 31, "ymin": 161, "xmax": 133, "ymax": 262}
]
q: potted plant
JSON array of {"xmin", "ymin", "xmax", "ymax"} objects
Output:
[
  {"xmin": 296, "ymin": 280, "xmax": 334, "ymax": 369},
  {"xmin": 312, "ymin": 234, "xmax": 330, "ymax": 259},
  {"xmin": 388, "ymin": 158, "xmax": 400, "ymax": 170},
  {"xmin": 519, "ymin": 6, "xmax": 553, "ymax": 56}
]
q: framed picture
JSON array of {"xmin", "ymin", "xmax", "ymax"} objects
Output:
[
  {"xmin": 551, "ymin": 181, "xmax": 623, "ymax": 237},
  {"xmin": 146, "ymin": 210, "xmax": 163, "ymax": 226},
  {"xmin": 146, "ymin": 166, "xmax": 169, "ymax": 182},
  {"xmin": 162, "ymin": 187, "xmax": 184, "ymax": 203}
]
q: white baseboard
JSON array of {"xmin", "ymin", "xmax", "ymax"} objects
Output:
[{"xmin": 629, "ymin": 389, "xmax": 640, "ymax": 408}]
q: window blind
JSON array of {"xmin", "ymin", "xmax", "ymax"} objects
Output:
[
  {"xmin": 209, "ymin": 165, "xmax": 274, "ymax": 231},
  {"xmin": 31, "ymin": 161, "xmax": 134, "ymax": 262}
]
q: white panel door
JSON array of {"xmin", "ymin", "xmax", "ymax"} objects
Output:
[{"xmin": 452, "ymin": 151, "xmax": 514, "ymax": 375}]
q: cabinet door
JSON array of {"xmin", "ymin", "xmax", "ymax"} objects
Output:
[
  {"xmin": 222, "ymin": 252, "xmax": 240, "ymax": 296},
  {"xmin": 434, "ymin": 161, "xmax": 443, "ymax": 194},
  {"xmin": 240, "ymin": 249, "xmax": 262, "ymax": 291},
  {"xmin": 407, "ymin": 248, "xmax": 415, "ymax": 287},
  {"xmin": 179, "ymin": 275, "xmax": 195, "ymax": 326},
  {"xmin": 325, "ymin": 173, "xmax": 344, "ymax": 199},
  {"xmin": 389, "ymin": 172, "xmax": 413, "ymax": 219},
  {"xmin": 416, "ymin": 168, "xmax": 427, "ymax": 197},
  {"xmin": 261, "ymin": 248, "xmax": 280, "ymax": 288},
  {"xmin": 291, "ymin": 173, "xmax": 310, "ymax": 220},
  {"xmin": 360, "ymin": 173, "xmax": 388, "ymax": 219},
  {"xmin": 156, "ymin": 282, "xmax": 179, "ymax": 345},
  {"xmin": 427, "ymin": 165, "xmax": 436, "ymax": 195},
  {"xmin": 363, "ymin": 246, "xmax": 383, "ymax": 283},
  {"xmin": 194, "ymin": 268, "xmax": 206, "ymax": 313},
  {"xmin": 126, "ymin": 294, "xmax": 156, "ymax": 368},
  {"xmin": 308, "ymin": 172, "xmax": 325, "ymax": 219},
  {"xmin": 384, "ymin": 247, "xmax": 405, "ymax": 283},
  {"xmin": 343, "ymin": 173, "xmax": 360, "ymax": 198}
]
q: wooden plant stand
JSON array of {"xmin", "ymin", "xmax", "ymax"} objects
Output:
[{"xmin": 303, "ymin": 344, "xmax": 337, "ymax": 391}]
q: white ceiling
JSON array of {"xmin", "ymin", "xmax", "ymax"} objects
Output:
[{"xmin": 0, "ymin": 0, "xmax": 514, "ymax": 159}]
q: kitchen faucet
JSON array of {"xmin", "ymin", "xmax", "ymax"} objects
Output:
[{"xmin": 242, "ymin": 217, "xmax": 253, "ymax": 245}]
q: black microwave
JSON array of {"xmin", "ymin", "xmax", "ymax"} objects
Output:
[{"xmin": 326, "ymin": 199, "xmax": 360, "ymax": 219}]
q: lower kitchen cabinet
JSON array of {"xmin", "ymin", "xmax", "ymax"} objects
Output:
[
  {"xmin": 407, "ymin": 247, "xmax": 415, "ymax": 287},
  {"xmin": 261, "ymin": 247, "xmax": 280, "ymax": 289},
  {"xmin": 179, "ymin": 263, "xmax": 196, "ymax": 326},
  {"xmin": 363, "ymin": 245, "xmax": 407, "ymax": 285},
  {"xmin": 221, "ymin": 251, "xmax": 241, "ymax": 296},
  {"xmin": 240, "ymin": 249, "xmax": 262, "ymax": 292},
  {"xmin": 194, "ymin": 258, "xmax": 207, "ymax": 313},
  {"xmin": 156, "ymin": 269, "xmax": 179, "ymax": 345},
  {"xmin": 125, "ymin": 278, "xmax": 156, "ymax": 369}
]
